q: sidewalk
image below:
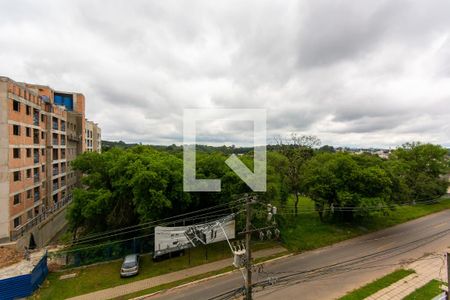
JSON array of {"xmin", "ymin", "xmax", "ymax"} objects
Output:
[
  {"xmin": 365, "ymin": 251, "xmax": 448, "ymax": 300},
  {"xmin": 68, "ymin": 246, "xmax": 287, "ymax": 300}
]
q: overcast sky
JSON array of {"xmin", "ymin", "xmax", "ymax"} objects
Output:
[{"xmin": 1, "ymin": 0, "xmax": 449, "ymax": 148}]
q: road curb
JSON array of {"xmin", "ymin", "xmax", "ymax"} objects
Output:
[{"xmin": 129, "ymin": 252, "xmax": 293, "ymax": 300}]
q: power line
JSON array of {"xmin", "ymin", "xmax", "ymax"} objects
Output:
[
  {"xmin": 68, "ymin": 209, "xmax": 243, "ymax": 248},
  {"xmin": 56, "ymin": 232, "xmax": 156, "ymax": 254},
  {"xmin": 58, "ymin": 210, "xmax": 247, "ymax": 254},
  {"xmin": 70, "ymin": 206, "xmax": 241, "ymax": 246},
  {"xmin": 244, "ymin": 195, "xmax": 254, "ymax": 300},
  {"xmin": 210, "ymin": 228, "xmax": 450, "ymax": 300},
  {"xmin": 69, "ymin": 195, "xmax": 446, "ymax": 244},
  {"xmin": 254, "ymin": 229, "xmax": 450, "ymax": 291},
  {"xmin": 70, "ymin": 199, "xmax": 246, "ymax": 244},
  {"xmin": 279, "ymin": 197, "xmax": 444, "ymax": 210},
  {"xmin": 72, "ymin": 199, "xmax": 244, "ymax": 242},
  {"xmin": 275, "ymin": 197, "xmax": 446, "ymax": 214}
]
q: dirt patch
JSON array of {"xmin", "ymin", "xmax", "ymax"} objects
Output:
[
  {"xmin": 48, "ymin": 262, "xmax": 63, "ymax": 272},
  {"xmin": 0, "ymin": 246, "xmax": 22, "ymax": 269}
]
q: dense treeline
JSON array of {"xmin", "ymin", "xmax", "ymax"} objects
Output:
[{"xmin": 67, "ymin": 140, "xmax": 449, "ymax": 237}]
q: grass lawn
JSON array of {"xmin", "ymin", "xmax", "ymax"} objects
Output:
[
  {"xmin": 32, "ymin": 240, "xmax": 278, "ymax": 300},
  {"xmin": 338, "ymin": 269, "xmax": 415, "ymax": 300},
  {"xmin": 279, "ymin": 195, "xmax": 450, "ymax": 252},
  {"xmin": 33, "ymin": 195, "xmax": 450, "ymax": 299},
  {"xmin": 112, "ymin": 251, "xmax": 288, "ymax": 300},
  {"xmin": 403, "ymin": 280, "xmax": 446, "ymax": 300}
]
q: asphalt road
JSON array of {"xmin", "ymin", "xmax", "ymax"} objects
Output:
[{"xmin": 147, "ymin": 209, "xmax": 450, "ymax": 300}]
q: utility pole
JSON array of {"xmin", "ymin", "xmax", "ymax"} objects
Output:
[
  {"xmin": 446, "ymin": 252, "xmax": 449, "ymax": 300},
  {"xmin": 245, "ymin": 195, "xmax": 253, "ymax": 300}
]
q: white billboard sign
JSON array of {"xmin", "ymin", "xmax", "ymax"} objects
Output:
[{"xmin": 154, "ymin": 215, "xmax": 235, "ymax": 257}]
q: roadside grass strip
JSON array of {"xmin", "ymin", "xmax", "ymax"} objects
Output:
[
  {"xmin": 403, "ymin": 280, "xmax": 447, "ymax": 300},
  {"xmin": 338, "ymin": 269, "xmax": 415, "ymax": 300},
  {"xmin": 113, "ymin": 251, "xmax": 290, "ymax": 300}
]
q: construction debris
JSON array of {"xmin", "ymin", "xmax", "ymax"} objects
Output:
[{"xmin": 0, "ymin": 246, "xmax": 22, "ymax": 269}]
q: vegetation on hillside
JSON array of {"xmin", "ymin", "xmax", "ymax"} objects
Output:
[{"xmin": 67, "ymin": 139, "xmax": 449, "ymax": 240}]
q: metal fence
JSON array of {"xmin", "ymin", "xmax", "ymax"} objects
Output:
[
  {"xmin": 0, "ymin": 252, "xmax": 48, "ymax": 300},
  {"xmin": 10, "ymin": 195, "xmax": 73, "ymax": 241},
  {"xmin": 52, "ymin": 214, "xmax": 234, "ymax": 267},
  {"xmin": 53, "ymin": 235, "xmax": 154, "ymax": 267}
]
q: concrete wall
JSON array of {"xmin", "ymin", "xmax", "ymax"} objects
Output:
[
  {"xmin": 93, "ymin": 123, "xmax": 101, "ymax": 153},
  {"xmin": 15, "ymin": 206, "xmax": 68, "ymax": 250},
  {"xmin": 74, "ymin": 94, "xmax": 86, "ymax": 152},
  {"xmin": 0, "ymin": 80, "xmax": 10, "ymax": 242},
  {"xmin": 0, "ymin": 252, "xmax": 48, "ymax": 299}
]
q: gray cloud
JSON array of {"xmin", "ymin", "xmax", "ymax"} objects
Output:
[{"xmin": 0, "ymin": 0, "xmax": 449, "ymax": 147}]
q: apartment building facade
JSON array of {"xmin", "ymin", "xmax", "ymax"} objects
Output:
[
  {"xmin": 0, "ymin": 76, "xmax": 101, "ymax": 243},
  {"xmin": 85, "ymin": 120, "xmax": 101, "ymax": 152}
]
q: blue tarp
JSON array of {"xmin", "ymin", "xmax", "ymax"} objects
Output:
[
  {"xmin": 54, "ymin": 94, "xmax": 74, "ymax": 111},
  {"xmin": 0, "ymin": 253, "xmax": 48, "ymax": 300}
]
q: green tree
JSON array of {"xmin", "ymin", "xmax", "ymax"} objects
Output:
[
  {"xmin": 68, "ymin": 146, "xmax": 188, "ymax": 236},
  {"xmin": 275, "ymin": 134, "xmax": 320, "ymax": 215},
  {"xmin": 390, "ymin": 143, "xmax": 449, "ymax": 202},
  {"xmin": 301, "ymin": 152, "xmax": 393, "ymax": 222},
  {"xmin": 67, "ymin": 145, "xmax": 288, "ymax": 238}
]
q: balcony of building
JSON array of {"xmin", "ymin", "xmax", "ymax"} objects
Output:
[
  {"xmin": 33, "ymin": 109, "xmax": 39, "ymax": 126},
  {"xmin": 52, "ymin": 149, "xmax": 59, "ymax": 161},
  {"xmin": 33, "ymin": 149, "xmax": 39, "ymax": 164},
  {"xmin": 34, "ymin": 187, "xmax": 40, "ymax": 202},
  {"xmin": 68, "ymin": 133, "xmax": 79, "ymax": 142},
  {"xmin": 52, "ymin": 133, "xmax": 58, "ymax": 146},
  {"xmin": 33, "ymin": 169, "xmax": 40, "ymax": 183},
  {"xmin": 33, "ymin": 129, "xmax": 40, "ymax": 144},
  {"xmin": 52, "ymin": 164, "xmax": 58, "ymax": 176},
  {"xmin": 52, "ymin": 179, "xmax": 59, "ymax": 192},
  {"xmin": 52, "ymin": 117, "xmax": 58, "ymax": 130}
]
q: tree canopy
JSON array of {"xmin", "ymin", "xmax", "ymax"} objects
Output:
[
  {"xmin": 301, "ymin": 143, "xmax": 449, "ymax": 221},
  {"xmin": 67, "ymin": 146, "xmax": 288, "ymax": 236},
  {"xmin": 68, "ymin": 141, "xmax": 449, "ymax": 237}
]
